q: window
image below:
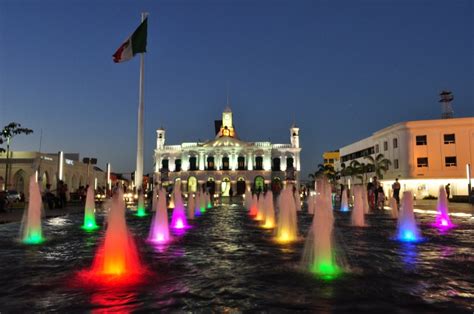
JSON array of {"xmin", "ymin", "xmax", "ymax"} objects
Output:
[
  {"xmin": 394, "ymin": 159, "xmax": 399, "ymax": 169},
  {"xmin": 189, "ymin": 156, "xmax": 197, "ymax": 171},
  {"xmin": 161, "ymin": 159, "xmax": 169, "ymax": 170},
  {"xmin": 416, "ymin": 135, "xmax": 427, "ymax": 145},
  {"xmin": 237, "ymin": 156, "xmax": 245, "ymax": 170},
  {"xmin": 207, "ymin": 156, "xmax": 215, "ymax": 170},
  {"xmin": 329, "ymin": 158, "xmax": 334, "ymax": 163},
  {"xmin": 383, "ymin": 141, "xmax": 388, "ymax": 151},
  {"xmin": 222, "ymin": 157, "xmax": 230, "ymax": 170},
  {"xmin": 175, "ymin": 159, "xmax": 181, "ymax": 172},
  {"xmin": 286, "ymin": 157, "xmax": 294, "ymax": 169},
  {"xmin": 324, "ymin": 159, "xmax": 328, "ymax": 163},
  {"xmin": 444, "ymin": 134, "xmax": 455, "ymax": 144},
  {"xmin": 375, "ymin": 144, "xmax": 379, "ymax": 153},
  {"xmin": 417, "ymin": 157, "xmax": 428, "ymax": 168},
  {"xmin": 272, "ymin": 158, "xmax": 281, "ymax": 171},
  {"xmin": 393, "ymin": 138, "xmax": 398, "ymax": 149},
  {"xmin": 445, "ymin": 156, "xmax": 457, "ymax": 167},
  {"xmin": 255, "ymin": 156, "xmax": 263, "ymax": 170}
]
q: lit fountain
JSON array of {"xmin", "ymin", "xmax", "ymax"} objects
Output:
[
  {"xmin": 21, "ymin": 175, "xmax": 44, "ymax": 244},
  {"xmin": 294, "ymin": 189, "xmax": 302, "ymax": 211},
  {"xmin": 78, "ymin": 188, "xmax": 145, "ymax": 285},
  {"xmin": 205, "ymin": 191, "xmax": 212, "ymax": 209},
  {"xmin": 362, "ymin": 186, "xmax": 369, "ymax": 214},
  {"xmin": 396, "ymin": 191, "xmax": 422, "ymax": 242},
  {"xmin": 244, "ymin": 190, "xmax": 252, "ymax": 210},
  {"xmin": 249, "ymin": 194, "xmax": 258, "ymax": 217},
  {"xmin": 255, "ymin": 194, "xmax": 264, "ymax": 221},
  {"xmin": 170, "ymin": 181, "xmax": 189, "ymax": 230},
  {"xmin": 434, "ymin": 186, "xmax": 454, "ymax": 228},
  {"xmin": 148, "ymin": 188, "xmax": 170, "ymax": 244},
  {"xmin": 262, "ymin": 190, "xmax": 275, "ymax": 229},
  {"xmin": 199, "ymin": 190, "xmax": 206, "ymax": 213},
  {"xmin": 340, "ymin": 188, "xmax": 349, "ymax": 212},
  {"xmin": 187, "ymin": 192, "xmax": 195, "ymax": 220},
  {"xmin": 275, "ymin": 185, "xmax": 298, "ymax": 243},
  {"xmin": 135, "ymin": 189, "xmax": 147, "ymax": 217},
  {"xmin": 389, "ymin": 197, "xmax": 398, "ymax": 219},
  {"xmin": 302, "ymin": 178, "xmax": 341, "ymax": 280},
  {"xmin": 168, "ymin": 192, "xmax": 175, "ymax": 209},
  {"xmin": 307, "ymin": 194, "xmax": 315, "ymax": 214},
  {"xmin": 82, "ymin": 186, "xmax": 99, "ymax": 231},
  {"xmin": 194, "ymin": 191, "xmax": 202, "ymax": 217},
  {"xmin": 351, "ymin": 185, "xmax": 366, "ymax": 227}
]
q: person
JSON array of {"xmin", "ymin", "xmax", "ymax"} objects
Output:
[
  {"xmin": 0, "ymin": 190, "xmax": 9, "ymax": 213},
  {"xmin": 367, "ymin": 181, "xmax": 374, "ymax": 211},
  {"xmin": 377, "ymin": 185, "xmax": 385, "ymax": 210},
  {"xmin": 445, "ymin": 183, "xmax": 451, "ymax": 200},
  {"xmin": 372, "ymin": 177, "xmax": 379, "ymax": 209},
  {"xmin": 392, "ymin": 178, "xmax": 401, "ymax": 205},
  {"xmin": 229, "ymin": 186, "xmax": 233, "ymax": 200},
  {"xmin": 57, "ymin": 180, "xmax": 66, "ymax": 208},
  {"xmin": 43, "ymin": 183, "xmax": 55, "ymax": 210}
]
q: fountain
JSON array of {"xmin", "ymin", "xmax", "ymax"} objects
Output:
[
  {"xmin": 244, "ymin": 189, "xmax": 252, "ymax": 210},
  {"xmin": 135, "ymin": 189, "xmax": 147, "ymax": 217},
  {"xmin": 249, "ymin": 194, "xmax": 258, "ymax": 217},
  {"xmin": 340, "ymin": 188, "xmax": 349, "ymax": 212},
  {"xmin": 194, "ymin": 191, "xmax": 202, "ymax": 217},
  {"xmin": 396, "ymin": 191, "xmax": 422, "ymax": 242},
  {"xmin": 275, "ymin": 185, "xmax": 298, "ymax": 243},
  {"xmin": 79, "ymin": 188, "xmax": 145, "ymax": 285},
  {"xmin": 302, "ymin": 178, "xmax": 341, "ymax": 280},
  {"xmin": 361, "ymin": 186, "xmax": 369, "ymax": 214},
  {"xmin": 306, "ymin": 195, "xmax": 314, "ymax": 214},
  {"xmin": 389, "ymin": 197, "xmax": 398, "ymax": 219},
  {"xmin": 82, "ymin": 186, "xmax": 99, "ymax": 231},
  {"xmin": 20, "ymin": 175, "xmax": 44, "ymax": 244},
  {"xmin": 206, "ymin": 191, "xmax": 212, "ymax": 209},
  {"xmin": 262, "ymin": 191, "xmax": 275, "ymax": 229},
  {"xmin": 199, "ymin": 190, "xmax": 206, "ymax": 213},
  {"xmin": 168, "ymin": 192, "xmax": 175, "ymax": 209},
  {"xmin": 187, "ymin": 192, "xmax": 195, "ymax": 219},
  {"xmin": 294, "ymin": 189, "xmax": 302, "ymax": 211},
  {"xmin": 435, "ymin": 186, "xmax": 454, "ymax": 228},
  {"xmin": 351, "ymin": 186, "xmax": 366, "ymax": 227},
  {"xmin": 148, "ymin": 188, "xmax": 171, "ymax": 244},
  {"xmin": 170, "ymin": 181, "xmax": 189, "ymax": 230},
  {"xmin": 255, "ymin": 194, "xmax": 264, "ymax": 221}
]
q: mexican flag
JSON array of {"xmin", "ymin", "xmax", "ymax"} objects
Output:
[{"xmin": 113, "ymin": 17, "xmax": 148, "ymax": 63}]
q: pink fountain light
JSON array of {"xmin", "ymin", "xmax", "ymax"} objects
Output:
[
  {"xmin": 170, "ymin": 181, "xmax": 189, "ymax": 230},
  {"xmin": 434, "ymin": 186, "xmax": 454, "ymax": 229},
  {"xmin": 148, "ymin": 188, "xmax": 170, "ymax": 244}
]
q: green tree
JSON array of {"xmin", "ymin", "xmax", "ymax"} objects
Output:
[
  {"xmin": 309, "ymin": 163, "xmax": 338, "ymax": 185},
  {"xmin": 364, "ymin": 153, "xmax": 392, "ymax": 179},
  {"xmin": 1, "ymin": 122, "xmax": 34, "ymax": 190}
]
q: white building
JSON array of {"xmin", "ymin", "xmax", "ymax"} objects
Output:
[
  {"xmin": 337, "ymin": 117, "xmax": 474, "ymax": 198},
  {"xmin": 154, "ymin": 106, "xmax": 302, "ymax": 195}
]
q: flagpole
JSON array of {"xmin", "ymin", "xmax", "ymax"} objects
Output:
[{"xmin": 135, "ymin": 12, "xmax": 147, "ymax": 191}]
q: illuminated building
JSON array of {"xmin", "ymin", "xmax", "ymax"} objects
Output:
[
  {"xmin": 336, "ymin": 117, "xmax": 474, "ymax": 198},
  {"xmin": 322, "ymin": 151, "xmax": 339, "ymax": 167},
  {"xmin": 154, "ymin": 106, "xmax": 302, "ymax": 195}
]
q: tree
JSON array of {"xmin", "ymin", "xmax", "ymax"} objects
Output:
[
  {"xmin": 364, "ymin": 153, "xmax": 392, "ymax": 179},
  {"xmin": 309, "ymin": 164, "xmax": 338, "ymax": 186},
  {"xmin": 1, "ymin": 122, "xmax": 34, "ymax": 190}
]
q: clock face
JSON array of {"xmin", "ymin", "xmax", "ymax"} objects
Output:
[{"xmin": 224, "ymin": 114, "xmax": 231, "ymax": 124}]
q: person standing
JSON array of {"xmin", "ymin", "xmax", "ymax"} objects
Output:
[
  {"xmin": 392, "ymin": 178, "xmax": 401, "ymax": 206},
  {"xmin": 445, "ymin": 183, "xmax": 451, "ymax": 200}
]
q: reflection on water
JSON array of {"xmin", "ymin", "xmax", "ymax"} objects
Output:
[{"xmin": 0, "ymin": 202, "xmax": 472, "ymax": 312}]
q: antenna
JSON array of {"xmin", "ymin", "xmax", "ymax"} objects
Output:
[{"xmin": 439, "ymin": 90, "xmax": 454, "ymax": 119}]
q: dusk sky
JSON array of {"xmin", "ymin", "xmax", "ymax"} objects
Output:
[{"xmin": 1, "ymin": 0, "xmax": 473, "ymax": 178}]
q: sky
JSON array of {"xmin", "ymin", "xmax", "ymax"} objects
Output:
[{"xmin": 0, "ymin": 0, "xmax": 473, "ymax": 179}]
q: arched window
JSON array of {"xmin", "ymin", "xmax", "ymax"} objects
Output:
[
  {"xmin": 238, "ymin": 156, "xmax": 245, "ymax": 170},
  {"xmin": 189, "ymin": 156, "xmax": 197, "ymax": 171},
  {"xmin": 175, "ymin": 159, "xmax": 182, "ymax": 172},
  {"xmin": 161, "ymin": 159, "xmax": 169, "ymax": 170},
  {"xmin": 207, "ymin": 156, "xmax": 215, "ymax": 170},
  {"xmin": 254, "ymin": 176, "xmax": 265, "ymax": 192},
  {"xmin": 188, "ymin": 176, "xmax": 197, "ymax": 192},
  {"xmin": 222, "ymin": 156, "xmax": 230, "ymax": 170},
  {"xmin": 286, "ymin": 157, "xmax": 294, "ymax": 169},
  {"xmin": 255, "ymin": 156, "xmax": 263, "ymax": 170},
  {"xmin": 272, "ymin": 158, "xmax": 281, "ymax": 171}
]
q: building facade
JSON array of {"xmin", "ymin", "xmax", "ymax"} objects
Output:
[
  {"xmin": 0, "ymin": 151, "xmax": 106, "ymax": 197},
  {"xmin": 322, "ymin": 150, "xmax": 340, "ymax": 168},
  {"xmin": 154, "ymin": 107, "xmax": 302, "ymax": 195},
  {"xmin": 337, "ymin": 117, "xmax": 474, "ymax": 198}
]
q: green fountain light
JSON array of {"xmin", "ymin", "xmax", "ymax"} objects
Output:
[
  {"xmin": 82, "ymin": 214, "xmax": 99, "ymax": 231},
  {"xmin": 23, "ymin": 231, "xmax": 44, "ymax": 245},
  {"xmin": 135, "ymin": 206, "xmax": 147, "ymax": 217},
  {"xmin": 311, "ymin": 261, "xmax": 341, "ymax": 280}
]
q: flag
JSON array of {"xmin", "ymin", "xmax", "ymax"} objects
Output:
[{"xmin": 113, "ymin": 17, "xmax": 148, "ymax": 63}]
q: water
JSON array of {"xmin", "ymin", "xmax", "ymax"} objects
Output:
[
  {"xmin": 0, "ymin": 199, "xmax": 473, "ymax": 312},
  {"xmin": 148, "ymin": 188, "xmax": 170, "ymax": 244},
  {"xmin": 255, "ymin": 194, "xmax": 264, "ymax": 221},
  {"xmin": 249, "ymin": 194, "xmax": 258, "ymax": 217},
  {"xmin": 351, "ymin": 185, "xmax": 366, "ymax": 227},
  {"xmin": 362, "ymin": 186, "xmax": 369, "ymax": 214},
  {"xmin": 302, "ymin": 179, "xmax": 341, "ymax": 279},
  {"xmin": 397, "ymin": 191, "xmax": 422, "ymax": 242},
  {"xmin": 389, "ymin": 197, "xmax": 399, "ymax": 219},
  {"xmin": 307, "ymin": 194, "xmax": 315, "ymax": 214},
  {"xmin": 340, "ymin": 189, "xmax": 349, "ymax": 212},
  {"xmin": 82, "ymin": 186, "xmax": 99, "ymax": 231},
  {"xmin": 136, "ymin": 190, "xmax": 146, "ymax": 217},
  {"xmin": 20, "ymin": 175, "xmax": 44, "ymax": 244},
  {"xmin": 199, "ymin": 191, "xmax": 206, "ymax": 214},
  {"xmin": 78, "ymin": 188, "xmax": 144, "ymax": 283},
  {"xmin": 244, "ymin": 190, "xmax": 252, "ymax": 211},
  {"xmin": 187, "ymin": 192, "xmax": 195, "ymax": 220},
  {"xmin": 276, "ymin": 185, "xmax": 298, "ymax": 243},
  {"xmin": 170, "ymin": 182, "xmax": 189, "ymax": 230},
  {"xmin": 435, "ymin": 186, "xmax": 453, "ymax": 228},
  {"xmin": 194, "ymin": 191, "xmax": 202, "ymax": 217},
  {"xmin": 294, "ymin": 189, "xmax": 302, "ymax": 211},
  {"xmin": 262, "ymin": 191, "xmax": 275, "ymax": 229}
]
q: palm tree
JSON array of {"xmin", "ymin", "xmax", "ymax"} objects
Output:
[
  {"xmin": 364, "ymin": 153, "xmax": 392, "ymax": 179},
  {"xmin": 309, "ymin": 164, "xmax": 338, "ymax": 185},
  {"xmin": 1, "ymin": 122, "xmax": 33, "ymax": 190}
]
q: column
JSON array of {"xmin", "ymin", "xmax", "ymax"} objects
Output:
[
  {"xmin": 247, "ymin": 152, "xmax": 253, "ymax": 170},
  {"xmin": 199, "ymin": 152, "xmax": 205, "ymax": 170},
  {"xmin": 280, "ymin": 155, "xmax": 287, "ymax": 171}
]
